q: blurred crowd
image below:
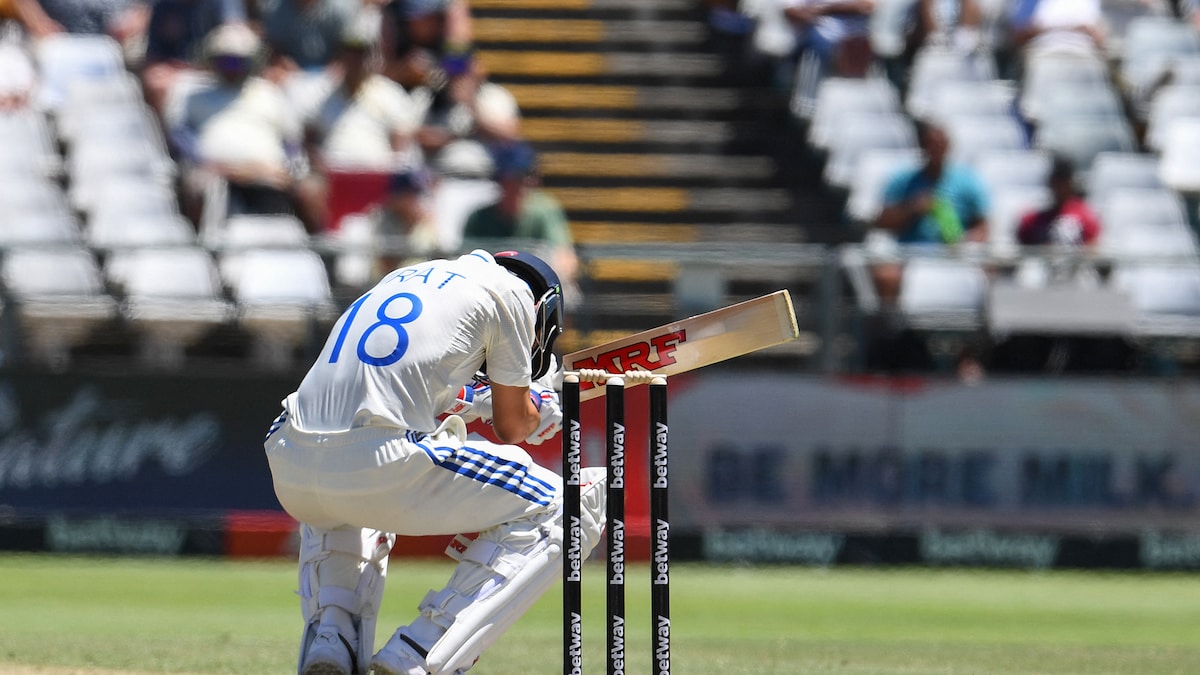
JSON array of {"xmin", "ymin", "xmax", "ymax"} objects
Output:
[
  {"xmin": 705, "ymin": 0, "xmax": 1200, "ymax": 376},
  {"xmin": 0, "ymin": 0, "xmax": 579, "ymax": 290}
]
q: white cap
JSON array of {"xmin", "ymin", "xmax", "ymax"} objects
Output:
[{"xmin": 205, "ymin": 22, "xmax": 262, "ymax": 59}]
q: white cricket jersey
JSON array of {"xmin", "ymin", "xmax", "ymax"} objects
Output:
[{"xmin": 285, "ymin": 250, "xmax": 535, "ymax": 433}]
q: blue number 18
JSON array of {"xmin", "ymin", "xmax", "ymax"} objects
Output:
[{"xmin": 329, "ymin": 291, "xmax": 424, "ymax": 366}]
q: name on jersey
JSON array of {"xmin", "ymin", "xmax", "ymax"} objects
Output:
[
  {"xmin": 383, "ymin": 265, "xmax": 468, "ymax": 289},
  {"xmin": 573, "ymin": 330, "xmax": 686, "ymax": 390}
]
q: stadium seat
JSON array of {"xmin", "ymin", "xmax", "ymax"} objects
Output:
[
  {"xmin": 944, "ymin": 114, "xmax": 1028, "ymax": 166},
  {"xmin": 1087, "ymin": 152, "xmax": 1164, "ymax": 197},
  {"xmin": 1158, "ymin": 117, "xmax": 1200, "ymax": 191},
  {"xmin": 209, "ymin": 213, "xmax": 310, "ymax": 250},
  {"xmin": 844, "ymin": 148, "xmax": 922, "ymax": 224},
  {"xmin": 107, "ymin": 246, "xmax": 234, "ymax": 368},
  {"xmin": 1095, "ymin": 187, "xmax": 1193, "ymax": 257},
  {"xmin": 975, "ymin": 150, "xmax": 1052, "ymax": 196},
  {"xmin": 1111, "ymin": 261, "xmax": 1200, "ymax": 336},
  {"xmin": 87, "ymin": 179, "xmax": 180, "ymax": 222},
  {"xmin": 0, "ymin": 212, "xmax": 81, "ymax": 247},
  {"xmin": 1020, "ymin": 54, "xmax": 1111, "ymax": 122},
  {"xmin": 808, "ymin": 77, "xmax": 902, "ymax": 150},
  {"xmin": 1034, "ymin": 117, "xmax": 1136, "ymax": 181},
  {"xmin": 1144, "ymin": 85, "xmax": 1200, "ymax": 151},
  {"xmin": 67, "ymin": 138, "xmax": 175, "ymax": 213},
  {"xmin": 214, "ymin": 215, "xmax": 312, "ymax": 286},
  {"xmin": 0, "ymin": 178, "xmax": 72, "ymax": 221},
  {"xmin": 33, "ymin": 34, "xmax": 125, "ymax": 111},
  {"xmin": 226, "ymin": 249, "xmax": 336, "ymax": 370},
  {"xmin": 1119, "ymin": 16, "xmax": 1200, "ymax": 97},
  {"xmin": 86, "ymin": 214, "xmax": 196, "ymax": 251},
  {"xmin": 330, "ymin": 212, "xmax": 377, "ymax": 288},
  {"xmin": 1165, "ymin": 56, "xmax": 1200, "ymax": 87},
  {"xmin": 924, "ymin": 80, "xmax": 1017, "ymax": 126},
  {"xmin": 824, "ymin": 112, "xmax": 917, "ymax": 189},
  {"xmin": 0, "ymin": 246, "xmax": 117, "ymax": 368},
  {"xmin": 906, "ymin": 46, "xmax": 996, "ymax": 119},
  {"xmin": 1100, "ymin": 0, "xmax": 1173, "ymax": 58},
  {"xmin": 0, "ymin": 110, "xmax": 61, "ymax": 177},
  {"xmin": 898, "ymin": 257, "xmax": 989, "ymax": 331},
  {"xmin": 1036, "ymin": 85, "xmax": 1126, "ymax": 126},
  {"xmin": 987, "ymin": 186, "xmax": 1053, "ymax": 256}
]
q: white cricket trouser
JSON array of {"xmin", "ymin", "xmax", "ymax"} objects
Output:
[{"xmin": 265, "ymin": 414, "xmax": 563, "ymax": 537}]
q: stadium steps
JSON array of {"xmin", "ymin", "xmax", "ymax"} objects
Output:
[{"xmin": 473, "ymin": 0, "xmax": 820, "ymax": 360}]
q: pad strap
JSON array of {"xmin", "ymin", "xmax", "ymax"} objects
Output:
[
  {"xmin": 324, "ymin": 530, "xmax": 385, "ymax": 560},
  {"xmin": 419, "ymin": 588, "xmax": 475, "ymax": 630}
]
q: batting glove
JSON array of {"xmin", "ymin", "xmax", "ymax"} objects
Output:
[
  {"xmin": 525, "ymin": 383, "xmax": 562, "ymax": 445},
  {"xmin": 445, "ymin": 375, "xmax": 493, "ymax": 423}
]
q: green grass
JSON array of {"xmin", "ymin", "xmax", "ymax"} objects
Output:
[{"xmin": 1, "ymin": 554, "xmax": 1198, "ymax": 674}]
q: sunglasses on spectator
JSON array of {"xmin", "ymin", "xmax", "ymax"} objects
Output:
[{"xmin": 213, "ymin": 55, "xmax": 252, "ymax": 71}]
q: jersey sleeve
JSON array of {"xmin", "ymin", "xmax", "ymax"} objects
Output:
[{"xmin": 481, "ymin": 283, "xmax": 536, "ymax": 388}]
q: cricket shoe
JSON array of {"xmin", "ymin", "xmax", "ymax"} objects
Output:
[
  {"xmin": 302, "ymin": 629, "xmax": 356, "ymax": 675},
  {"xmin": 369, "ymin": 628, "xmax": 429, "ymax": 675}
]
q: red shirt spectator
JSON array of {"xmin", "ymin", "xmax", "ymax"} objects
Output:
[
  {"xmin": 1017, "ymin": 154, "xmax": 1101, "ymax": 247},
  {"xmin": 1017, "ymin": 196, "xmax": 1101, "ymax": 246}
]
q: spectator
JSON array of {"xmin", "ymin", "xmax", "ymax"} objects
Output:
[
  {"xmin": 0, "ymin": 35, "xmax": 37, "ymax": 111},
  {"xmin": 994, "ymin": 157, "xmax": 1127, "ymax": 374},
  {"xmin": 259, "ymin": 0, "xmax": 358, "ymax": 80},
  {"xmin": 0, "ymin": 0, "xmax": 64, "ymax": 37},
  {"xmin": 38, "ymin": 0, "xmax": 139, "ymax": 36},
  {"xmin": 462, "ymin": 141, "xmax": 579, "ymax": 294},
  {"xmin": 1017, "ymin": 154, "xmax": 1104, "ymax": 283},
  {"xmin": 295, "ymin": 17, "xmax": 425, "ymax": 231},
  {"xmin": 417, "ymin": 59, "xmax": 521, "ymax": 161},
  {"xmin": 372, "ymin": 165, "xmax": 441, "ymax": 273},
  {"xmin": 1007, "ymin": 0, "xmax": 1105, "ymax": 64},
  {"xmin": 910, "ymin": 0, "xmax": 982, "ymax": 52},
  {"xmin": 1017, "ymin": 154, "xmax": 1101, "ymax": 249},
  {"xmin": 871, "ymin": 118, "xmax": 990, "ymax": 304},
  {"xmin": 167, "ymin": 22, "xmax": 303, "ymax": 224},
  {"xmin": 380, "ymin": 0, "xmax": 473, "ymax": 92},
  {"xmin": 783, "ymin": 0, "xmax": 875, "ymax": 116},
  {"xmin": 139, "ymin": 0, "xmax": 239, "ymax": 114}
]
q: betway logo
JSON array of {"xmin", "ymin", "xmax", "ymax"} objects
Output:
[
  {"xmin": 655, "ymin": 615, "xmax": 671, "ymax": 673},
  {"xmin": 653, "ymin": 518, "xmax": 670, "ymax": 585},
  {"xmin": 575, "ymin": 330, "xmax": 686, "ymax": 391},
  {"xmin": 566, "ymin": 612, "xmax": 583, "ymax": 675},
  {"xmin": 610, "ymin": 518, "xmax": 625, "ymax": 584},
  {"xmin": 565, "ymin": 419, "xmax": 582, "ymax": 484},
  {"xmin": 610, "ymin": 615, "xmax": 625, "ymax": 675},
  {"xmin": 566, "ymin": 515, "xmax": 583, "ymax": 582},
  {"xmin": 610, "ymin": 422, "xmax": 625, "ymax": 488},
  {"xmin": 652, "ymin": 421, "xmax": 668, "ymax": 488}
]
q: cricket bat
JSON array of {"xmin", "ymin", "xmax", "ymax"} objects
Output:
[{"xmin": 564, "ymin": 290, "xmax": 799, "ymax": 400}]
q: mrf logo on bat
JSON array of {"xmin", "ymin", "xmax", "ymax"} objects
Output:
[{"xmin": 570, "ymin": 330, "xmax": 686, "ymax": 391}]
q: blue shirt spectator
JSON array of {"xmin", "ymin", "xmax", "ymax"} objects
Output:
[
  {"xmin": 878, "ymin": 121, "xmax": 989, "ymax": 244},
  {"xmin": 882, "ymin": 161, "xmax": 990, "ymax": 243}
]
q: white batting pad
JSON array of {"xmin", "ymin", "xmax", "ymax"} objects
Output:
[
  {"xmin": 376, "ymin": 469, "xmax": 607, "ymax": 674},
  {"xmin": 298, "ymin": 525, "xmax": 394, "ymax": 674}
]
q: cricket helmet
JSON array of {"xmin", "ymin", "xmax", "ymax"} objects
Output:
[{"xmin": 494, "ymin": 250, "xmax": 563, "ymax": 380}]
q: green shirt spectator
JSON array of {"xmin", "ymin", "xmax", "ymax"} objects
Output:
[
  {"xmin": 462, "ymin": 142, "xmax": 579, "ymax": 291},
  {"xmin": 463, "ymin": 189, "xmax": 572, "ymax": 246}
]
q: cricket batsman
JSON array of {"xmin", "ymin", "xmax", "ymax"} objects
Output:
[{"xmin": 263, "ymin": 250, "xmax": 608, "ymax": 675}]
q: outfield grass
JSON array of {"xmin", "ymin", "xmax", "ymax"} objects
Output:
[{"xmin": 1, "ymin": 553, "xmax": 1198, "ymax": 674}]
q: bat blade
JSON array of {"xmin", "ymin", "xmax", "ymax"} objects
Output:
[{"xmin": 564, "ymin": 290, "xmax": 799, "ymax": 400}]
